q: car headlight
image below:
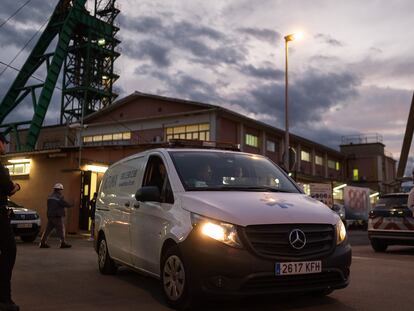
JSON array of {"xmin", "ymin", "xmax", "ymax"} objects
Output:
[
  {"xmin": 191, "ymin": 213, "xmax": 242, "ymax": 248},
  {"xmin": 336, "ymin": 219, "xmax": 347, "ymax": 245}
]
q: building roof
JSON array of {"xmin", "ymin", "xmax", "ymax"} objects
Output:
[{"xmin": 84, "ymin": 91, "xmax": 343, "ymax": 157}]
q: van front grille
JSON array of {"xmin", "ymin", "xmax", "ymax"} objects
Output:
[{"xmin": 242, "ymin": 224, "xmax": 335, "ymax": 259}]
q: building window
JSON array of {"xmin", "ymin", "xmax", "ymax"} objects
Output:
[
  {"xmin": 83, "ymin": 131, "xmax": 131, "ymax": 144},
  {"xmin": 266, "ymin": 140, "xmax": 275, "ymax": 152},
  {"xmin": 166, "ymin": 123, "xmax": 210, "ymax": 142},
  {"xmin": 315, "ymin": 155, "xmax": 323, "ymax": 166},
  {"xmin": 102, "ymin": 134, "xmax": 112, "ymax": 141},
  {"xmin": 328, "ymin": 160, "xmax": 336, "ymax": 169},
  {"xmin": 336, "ymin": 161, "xmax": 341, "ymax": 171},
  {"xmin": 353, "ymin": 169, "xmax": 359, "ymax": 181},
  {"xmin": 301, "ymin": 150, "xmax": 310, "ymax": 162},
  {"xmin": 6, "ymin": 163, "xmax": 31, "ymax": 176},
  {"xmin": 245, "ymin": 134, "xmax": 258, "ymax": 147}
]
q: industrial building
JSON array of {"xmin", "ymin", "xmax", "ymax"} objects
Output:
[{"xmin": 3, "ymin": 91, "xmax": 357, "ymax": 232}]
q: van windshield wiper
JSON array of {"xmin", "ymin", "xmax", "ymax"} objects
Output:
[{"xmin": 187, "ymin": 185, "xmax": 291, "ymax": 192}]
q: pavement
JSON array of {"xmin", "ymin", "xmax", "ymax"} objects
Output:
[{"xmin": 9, "ymin": 230, "xmax": 414, "ymax": 311}]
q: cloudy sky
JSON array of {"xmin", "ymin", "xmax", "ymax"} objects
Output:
[{"xmin": 1, "ymin": 0, "xmax": 414, "ymax": 171}]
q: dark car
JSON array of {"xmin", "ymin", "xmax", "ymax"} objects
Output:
[
  {"xmin": 368, "ymin": 193, "xmax": 414, "ymax": 252},
  {"xmin": 7, "ymin": 200, "xmax": 41, "ymax": 243}
]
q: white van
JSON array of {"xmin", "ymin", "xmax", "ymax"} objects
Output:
[{"xmin": 95, "ymin": 148, "xmax": 351, "ymax": 310}]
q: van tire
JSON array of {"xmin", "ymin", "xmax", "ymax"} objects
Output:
[
  {"xmin": 370, "ymin": 239, "xmax": 388, "ymax": 252},
  {"xmin": 161, "ymin": 245, "xmax": 195, "ymax": 310},
  {"xmin": 98, "ymin": 236, "xmax": 117, "ymax": 275}
]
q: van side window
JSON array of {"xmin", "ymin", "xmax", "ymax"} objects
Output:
[{"xmin": 143, "ymin": 156, "xmax": 174, "ymax": 204}]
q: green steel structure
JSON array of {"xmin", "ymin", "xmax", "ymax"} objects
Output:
[{"xmin": 0, "ymin": 0, "xmax": 120, "ymax": 151}]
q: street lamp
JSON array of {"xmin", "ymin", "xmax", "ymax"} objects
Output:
[{"xmin": 283, "ymin": 32, "xmax": 302, "ymax": 172}]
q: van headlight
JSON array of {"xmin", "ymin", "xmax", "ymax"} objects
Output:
[
  {"xmin": 191, "ymin": 213, "xmax": 242, "ymax": 248},
  {"xmin": 336, "ymin": 219, "xmax": 347, "ymax": 245}
]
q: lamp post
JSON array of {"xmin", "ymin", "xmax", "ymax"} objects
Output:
[{"xmin": 283, "ymin": 32, "xmax": 302, "ymax": 172}]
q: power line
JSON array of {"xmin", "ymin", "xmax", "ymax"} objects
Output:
[
  {"xmin": 0, "ymin": 60, "xmax": 62, "ymax": 91},
  {"xmin": 0, "ymin": 0, "xmax": 33, "ymax": 29},
  {"xmin": 0, "ymin": 17, "xmax": 50, "ymax": 78}
]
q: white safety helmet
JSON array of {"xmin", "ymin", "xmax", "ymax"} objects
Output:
[{"xmin": 53, "ymin": 183, "xmax": 64, "ymax": 190}]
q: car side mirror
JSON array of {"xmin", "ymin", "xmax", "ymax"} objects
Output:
[{"xmin": 135, "ymin": 186, "xmax": 161, "ymax": 202}]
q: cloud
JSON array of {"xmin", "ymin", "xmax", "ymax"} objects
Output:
[
  {"xmin": 237, "ymin": 27, "xmax": 281, "ymax": 43},
  {"xmin": 294, "ymin": 124, "xmax": 355, "ymax": 150},
  {"xmin": 233, "ymin": 69, "xmax": 360, "ymax": 126},
  {"xmin": 351, "ymin": 56, "xmax": 414, "ymax": 85},
  {"xmin": 1, "ymin": 0, "xmax": 53, "ymax": 25},
  {"xmin": 121, "ymin": 14, "xmax": 245, "ymax": 67},
  {"xmin": 239, "ymin": 64, "xmax": 284, "ymax": 81},
  {"xmin": 314, "ymin": 33, "xmax": 344, "ymax": 47},
  {"xmin": 124, "ymin": 39, "xmax": 171, "ymax": 67},
  {"xmin": 0, "ymin": 22, "xmax": 37, "ymax": 49},
  {"xmin": 134, "ymin": 66, "xmax": 222, "ymax": 104}
]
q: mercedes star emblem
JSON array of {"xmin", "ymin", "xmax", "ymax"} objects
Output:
[{"xmin": 289, "ymin": 229, "xmax": 306, "ymax": 250}]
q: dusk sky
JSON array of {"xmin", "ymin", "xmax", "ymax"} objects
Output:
[{"xmin": 1, "ymin": 0, "xmax": 413, "ymax": 173}]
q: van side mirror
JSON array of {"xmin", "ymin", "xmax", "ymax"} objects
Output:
[{"xmin": 135, "ymin": 186, "xmax": 161, "ymax": 202}]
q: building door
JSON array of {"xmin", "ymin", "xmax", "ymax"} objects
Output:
[
  {"xmin": 80, "ymin": 170, "xmax": 104, "ymax": 231},
  {"xmin": 79, "ymin": 171, "xmax": 91, "ymax": 230}
]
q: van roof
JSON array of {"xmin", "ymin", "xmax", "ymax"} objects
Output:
[{"xmin": 109, "ymin": 147, "xmax": 263, "ymax": 168}]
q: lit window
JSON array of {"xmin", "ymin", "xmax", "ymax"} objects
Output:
[
  {"xmin": 301, "ymin": 151, "xmax": 310, "ymax": 162},
  {"xmin": 122, "ymin": 132, "xmax": 131, "ymax": 140},
  {"xmin": 186, "ymin": 125, "xmax": 198, "ymax": 132},
  {"xmin": 112, "ymin": 133, "xmax": 122, "ymax": 140},
  {"xmin": 328, "ymin": 160, "xmax": 336, "ymax": 169},
  {"xmin": 6, "ymin": 163, "xmax": 31, "ymax": 176},
  {"xmin": 102, "ymin": 134, "xmax": 112, "ymax": 141},
  {"xmin": 315, "ymin": 155, "xmax": 323, "ymax": 166},
  {"xmin": 336, "ymin": 162, "xmax": 341, "ymax": 171},
  {"xmin": 245, "ymin": 134, "xmax": 258, "ymax": 147},
  {"xmin": 83, "ymin": 136, "xmax": 93, "ymax": 143},
  {"xmin": 266, "ymin": 141, "xmax": 275, "ymax": 152},
  {"xmin": 93, "ymin": 135, "xmax": 102, "ymax": 142},
  {"xmin": 166, "ymin": 123, "xmax": 210, "ymax": 142},
  {"xmin": 353, "ymin": 169, "xmax": 359, "ymax": 181},
  {"xmin": 199, "ymin": 124, "xmax": 209, "ymax": 131}
]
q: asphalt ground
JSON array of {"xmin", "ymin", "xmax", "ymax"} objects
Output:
[{"xmin": 10, "ymin": 230, "xmax": 414, "ymax": 311}]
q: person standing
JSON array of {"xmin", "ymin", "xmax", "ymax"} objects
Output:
[
  {"xmin": 39, "ymin": 183, "xmax": 72, "ymax": 249},
  {"xmin": 88, "ymin": 192, "xmax": 97, "ymax": 241},
  {"xmin": 0, "ymin": 133, "xmax": 21, "ymax": 311}
]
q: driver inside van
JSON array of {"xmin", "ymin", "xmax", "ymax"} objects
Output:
[{"xmin": 189, "ymin": 163, "xmax": 213, "ymax": 188}]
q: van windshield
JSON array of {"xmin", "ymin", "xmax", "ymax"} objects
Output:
[{"xmin": 169, "ymin": 151, "xmax": 300, "ymax": 193}]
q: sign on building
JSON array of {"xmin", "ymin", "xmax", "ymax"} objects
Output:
[{"xmin": 309, "ymin": 183, "xmax": 333, "ymax": 208}]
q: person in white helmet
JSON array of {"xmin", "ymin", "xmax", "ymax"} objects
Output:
[{"xmin": 39, "ymin": 183, "xmax": 72, "ymax": 248}]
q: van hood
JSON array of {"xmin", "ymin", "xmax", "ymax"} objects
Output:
[{"xmin": 180, "ymin": 191, "xmax": 338, "ymax": 227}]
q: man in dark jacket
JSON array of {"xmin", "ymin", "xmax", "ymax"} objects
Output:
[
  {"xmin": 39, "ymin": 183, "xmax": 72, "ymax": 249},
  {"xmin": 0, "ymin": 133, "xmax": 21, "ymax": 311},
  {"xmin": 88, "ymin": 192, "xmax": 97, "ymax": 241}
]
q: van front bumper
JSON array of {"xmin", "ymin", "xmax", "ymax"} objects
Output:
[{"xmin": 178, "ymin": 230, "xmax": 351, "ymax": 296}]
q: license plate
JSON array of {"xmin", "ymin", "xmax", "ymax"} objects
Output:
[
  {"xmin": 275, "ymin": 260, "xmax": 322, "ymax": 275},
  {"xmin": 17, "ymin": 223, "xmax": 32, "ymax": 228}
]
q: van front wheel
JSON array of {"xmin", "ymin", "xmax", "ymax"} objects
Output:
[
  {"xmin": 161, "ymin": 246, "xmax": 195, "ymax": 310},
  {"xmin": 98, "ymin": 237, "xmax": 117, "ymax": 275}
]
